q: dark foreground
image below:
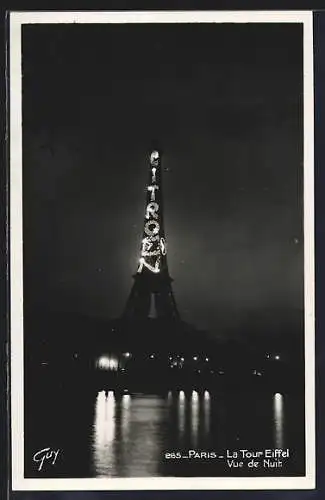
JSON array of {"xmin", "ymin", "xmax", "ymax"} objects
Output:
[{"xmin": 24, "ymin": 365, "xmax": 305, "ymax": 478}]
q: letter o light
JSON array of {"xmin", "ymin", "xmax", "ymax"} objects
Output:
[{"xmin": 145, "ymin": 220, "xmax": 160, "ymax": 236}]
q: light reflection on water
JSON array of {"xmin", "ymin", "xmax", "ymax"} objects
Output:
[
  {"xmin": 273, "ymin": 392, "xmax": 284, "ymax": 448},
  {"xmin": 191, "ymin": 390, "xmax": 200, "ymax": 447},
  {"xmin": 203, "ymin": 390, "xmax": 211, "ymax": 436},
  {"xmin": 91, "ymin": 390, "xmax": 286, "ymax": 478},
  {"xmin": 178, "ymin": 390, "xmax": 186, "ymax": 437},
  {"xmin": 92, "ymin": 393, "xmax": 166, "ymax": 477},
  {"xmin": 92, "ymin": 391, "xmax": 115, "ymax": 477}
]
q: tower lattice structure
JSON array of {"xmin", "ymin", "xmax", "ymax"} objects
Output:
[{"xmin": 123, "ymin": 150, "xmax": 180, "ymax": 321}]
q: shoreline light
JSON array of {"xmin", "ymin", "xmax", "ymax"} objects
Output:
[{"xmin": 97, "ymin": 356, "xmax": 118, "ymax": 371}]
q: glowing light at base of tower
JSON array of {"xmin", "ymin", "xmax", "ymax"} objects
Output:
[{"xmin": 96, "ymin": 356, "xmax": 118, "ymax": 371}]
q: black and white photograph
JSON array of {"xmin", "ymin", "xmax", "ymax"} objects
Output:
[{"xmin": 9, "ymin": 11, "xmax": 315, "ymax": 491}]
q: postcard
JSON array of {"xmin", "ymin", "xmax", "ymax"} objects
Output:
[{"xmin": 9, "ymin": 10, "xmax": 315, "ymax": 491}]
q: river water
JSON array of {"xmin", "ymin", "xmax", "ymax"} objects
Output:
[{"xmin": 24, "ymin": 379, "xmax": 305, "ymax": 478}]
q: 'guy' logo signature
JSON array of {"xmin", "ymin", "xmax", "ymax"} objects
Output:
[{"xmin": 33, "ymin": 447, "xmax": 60, "ymax": 471}]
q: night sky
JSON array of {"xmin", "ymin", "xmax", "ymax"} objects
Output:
[{"xmin": 22, "ymin": 22, "xmax": 303, "ymax": 340}]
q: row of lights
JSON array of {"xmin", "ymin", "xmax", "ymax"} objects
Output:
[
  {"xmin": 98, "ymin": 353, "xmax": 211, "ymax": 363},
  {"xmin": 97, "ymin": 352, "xmax": 281, "ymax": 372},
  {"xmin": 97, "ymin": 358, "xmax": 264, "ymax": 378},
  {"xmin": 122, "ymin": 353, "xmax": 210, "ymax": 362},
  {"xmin": 123, "ymin": 352, "xmax": 280, "ymax": 362},
  {"xmin": 101, "ymin": 352, "xmax": 280, "ymax": 361},
  {"xmin": 97, "ymin": 356, "xmax": 225, "ymax": 375}
]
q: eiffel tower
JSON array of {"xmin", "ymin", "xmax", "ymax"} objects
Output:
[
  {"xmin": 102, "ymin": 149, "xmax": 212, "ymax": 371},
  {"xmin": 123, "ymin": 150, "xmax": 180, "ymax": 321}
]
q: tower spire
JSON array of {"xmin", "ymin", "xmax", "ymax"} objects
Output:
[{"xmin": 123, "ymin": 150, "xmax": 179, "ymax": 321}]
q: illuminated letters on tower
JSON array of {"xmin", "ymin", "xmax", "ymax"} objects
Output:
[{"xmin": 123, "ymin": 150, "xmax": 179, "ymax": 320}]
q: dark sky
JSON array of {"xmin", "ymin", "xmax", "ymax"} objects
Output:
[{"xmin": 22, "ymin": 22, "xmax": 304, "ymax": 340}]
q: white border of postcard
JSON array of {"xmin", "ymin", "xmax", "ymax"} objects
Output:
[{"xmin": 10, "ymin": 10, "xmax": 315, "ymax": 491}]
